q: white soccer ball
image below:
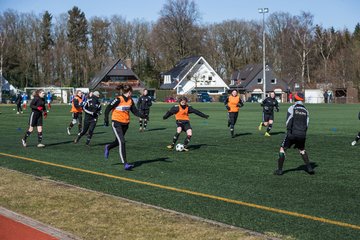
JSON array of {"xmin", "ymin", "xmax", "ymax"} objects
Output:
[{"xmin": 175, "ymin": 143, "xmax": 184, "ymax": 152}]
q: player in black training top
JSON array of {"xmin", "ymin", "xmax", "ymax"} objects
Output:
[
  {"xmin": 258, "ymin": 92, "xmax": 279, "ymax": 136},
  {"xmin": 137, "ymin": 88, "xmax": 152, "ymax": 132},
  {"xmin": 74, "ymin": 91, "xmax": 102, "ymax": 145},
  {"xmin": 351, "ymin": 110, "xmax": 360, "ymax": 146},
  {"xmin": 274, "ymin": 92, "xmax": 314, "ymax": 175},
  {"xmin": 21, "ymin": 89, "xmax": 48, "ymax": 148}
]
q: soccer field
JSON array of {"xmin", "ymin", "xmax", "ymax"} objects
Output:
[{"xmin": 0, "ymin": 102, "xmax": 359, "ymax": 239}]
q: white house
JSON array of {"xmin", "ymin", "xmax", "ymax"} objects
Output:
[{"xmin": 160, "ymin": 56, "xmax": 229, "ymax": 95}]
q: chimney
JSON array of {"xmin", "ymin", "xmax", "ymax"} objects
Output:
[{"xmin": 124, "ymin": 59, "xmax": 132, "ymax": 69}]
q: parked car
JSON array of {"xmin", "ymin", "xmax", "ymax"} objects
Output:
[
  {"xmin": 164, "ymin": 97, "xmax": 176, "ymax": 103},
  {"xmin": 197, "ymin": 92, "xmax": 212, "ymax": 102}
]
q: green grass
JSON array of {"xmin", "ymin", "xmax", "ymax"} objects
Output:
[{"xmin": 0, "ymin": 102, "xmax": 359, "ymax": 240}]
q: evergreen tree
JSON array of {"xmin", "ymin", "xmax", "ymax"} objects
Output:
[
  {"xmin": 40, "ymin": 11, "xmax": 54, "ymax": 86},
  {"xmin": 67, "ymin": 6, "xmax": 88, "ymax": 87}
]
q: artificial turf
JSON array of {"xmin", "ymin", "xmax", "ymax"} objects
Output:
[{"xmin": 0, "ymin": 102, "xmax": 359, "ymax": 239}]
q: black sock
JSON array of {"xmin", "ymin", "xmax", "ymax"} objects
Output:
[
  {"xmin": 356, "ymin": 133, "xmax": 360, "ymax": 141},
  {"xmin": 24, "ymin": 131, "xmax": 31, "ymax": 140},
  {"xmin": 139, "ymin": 119, "xmax": 143, "ymax": 128},
  {"xmin": 172, "ymin": 133, "xmax": 180, "ymax": 145},
  {"xmin": 184, "ymin": 135, "xmax": 191, "ymax": 147},
  {"xmin": 278, "ymin": 152, "xmax": 285, "ymax": 170},
  {"xmin": 68, "ymin": 123, "xmax": 74, "ymax": 129},
  {"xmin": 267, "ymin": 124, "xmax": 273, "ymax": 133},
  {"xmin": 38, "ymin": 132, "xmax": 43, "ymax": 143},
  {"xmin": 301, "ymin": 152, "xmax": 314, "ymax": 172}
]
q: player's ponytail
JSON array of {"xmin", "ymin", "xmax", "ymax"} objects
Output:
[{"xmin": 116, "ymin": 84, "xmax": 133, "ymax": 94}]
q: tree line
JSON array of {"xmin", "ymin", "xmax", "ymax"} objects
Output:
[{"xmin": 1, "ymin": 0, "xmax": 360, "ymax": 93}]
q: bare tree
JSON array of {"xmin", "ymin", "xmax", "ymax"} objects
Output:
[
  {"xmin": 314, "ymin": 25, "xmax": 338, "ymax": 84},
  {"xmin": 53, "ymin": 13, "xmax": 71, "ymax": 86},
  {"xmin": 149, "ymin": 0, "xmax": 203, "ymax": 70},
  {"xmin": 0, "ymin": 24, "xmax": 6, "ymax": 103},
  {"xmin": 290, "ymin": 12, "xmax": 315, "ymax": 90},
  {"xmin": 89, "ymin": 17, "xmax": 110, "ymax": 76}
]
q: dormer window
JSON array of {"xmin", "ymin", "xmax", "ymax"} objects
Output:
[
  {"xmin": 164, "ymin": 75, "xmax": 171, "ymax": 84},
  {"xmin": 271, "ymin": 79, "xmax": 276, "ymax": 84},
  {"xmin": 258, "ymin": 78, "xmax": 263, "ymax": 84}
]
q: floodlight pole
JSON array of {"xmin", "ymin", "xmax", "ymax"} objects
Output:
[{"xmin": 258, "ymin": 8, "xmax": 269, "ymax": 100}]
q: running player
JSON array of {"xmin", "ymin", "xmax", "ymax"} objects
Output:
[
  {"xmin": 103, "ymin": 84, "xmax": 144, "ymax": 170},
  {"xmin": 259, "ymin": 92, "xmax": 279, "ymax": 136},
  {"xmin": 67, "ymin": 90, "xmax": 83, "ymax": 135},
  {"xmin": 137, "ymin": 88, "xmax": 153, "ymax": 131},
  {"xmin": 163, "ymin": 96, "xmax": 209, "ymax": 151},
  {"xmin": 224, "ymin": 90, "xmax": 244, "ymax": 138},
  {"xmin": 21, "ymin": 89, "xmax": 47, "ymax": 148},
  {"xmin": 274, "ymin": 92, "xmax": 314, "ymax": 175},
  {"xmin": 74, "ymin": 91, "xmax": 102, "ymax": 145}
]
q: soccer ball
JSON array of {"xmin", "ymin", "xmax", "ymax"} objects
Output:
[{"xmin": 175, "ymin": 143, "xmax": 184, "ymax": 152}]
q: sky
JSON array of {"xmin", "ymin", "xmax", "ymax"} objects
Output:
[{"xmin": 0, "ymin": 0, "xmax": 359, "ymax": 31}]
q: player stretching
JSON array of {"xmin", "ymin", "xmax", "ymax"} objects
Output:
[
  {"xmin": 224, "ymin": 90, "xmax": 244, "ymax": 138},
  {"xmin": 259, "ymin": 92, "xmax": 279, "ymax": 136},
  {"xmin": 163, "ymin": 96, "xmax": 209, "ymax": 151},
  {"xmin": 274, "ymin": 92, "xmax": 314, "ymax": 175},
  {"xmin": 21, "ymin": 89, "xmax": 48, "ymax": 148},
  {"xmin": 104, "ymin": 84, "xmax": 144, "ymax": 170}
]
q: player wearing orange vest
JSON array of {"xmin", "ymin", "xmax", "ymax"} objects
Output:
[
  {"xmin": 67, "ymin": 90, "xmax": 83, "ymax": 135},
  {"xmin": 163, "ymin": 96, "xmax": 209, "ymax": 151},
  {"xmin": 224, "ymin": 90, "xmax": 244, "ymax": 138},
  {"xmin": 103, "ymin": 84, "xmax": 144, "ymax": 170}
]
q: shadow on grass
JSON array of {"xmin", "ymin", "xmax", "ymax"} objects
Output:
[
  {"xmin": 45, "ymin": 140, "xmax": 74, "ymax": 147},
  {"xmin": 93, "ymin": 131, "xmax": 106, "ymax": 135},
  {"xmin": 145, "ymin": 127, "xmax": 167, "ymax": 132},
  {"xmin": 233, "ymin": 132, "xmax": 252, "ymax": 138},
  {"xmin": 269, "ymin": 131, "xmax": 285, "ymax": 135},
  {"xmin": 282, "ymin": 162, "xmax": 318, "ymax": 175},
  {"xmin": 112, "ymin": 157, "xmax": 171, "ymax": 168},
  {"xmin": 187, "ymin": 143, "xmax": 216, "ymax": 150}
]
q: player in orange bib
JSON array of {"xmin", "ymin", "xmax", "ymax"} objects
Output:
[
  {"xmin": 224, "ymin": 90, "xmax": 244, "ymax": 138},
  {"xmin": 67, "ymin": 90, "xmax": 83, "ymax": 135},
  {"xmin": 103, "ymin": 84, "xmax": 144, "ymax": 170},
  {"xmin": 163, "ymin": 96, "xmax": 209, "ymax": 151}
]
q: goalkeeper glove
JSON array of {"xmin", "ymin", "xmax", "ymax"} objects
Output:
[{"xmin": 43, "ymin": 112, "xmax": 48, "ymax": 119}]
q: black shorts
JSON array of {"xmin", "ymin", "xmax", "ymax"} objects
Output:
[
  {"xmin": 140, "ymin": 109, "xmax": 150, "ymax": 120},
  {"xmin": 263, "ymin": 112, "xmax": 274, "ymax": 122},
  {"xmin": 72, "ymin": 112, "xmax": 82, "ymax": 120},
  {"xmin": 29, "ymin": 111, "xmax": 43, "ymax": 127},
  {"xmin": 281, "ymin": 134, "xmax": 306, "ymax": 150},
  {"xmin": 176, "ymin": 120, "xmax": 192, "ymax": 132}
]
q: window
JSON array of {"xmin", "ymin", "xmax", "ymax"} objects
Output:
[
  {"xmin": 164, "ymin": 75, "xmax": 171, "ymax": 84},
  {"xmin": 271, "ymin": 79, "xmax": 276, "ymax": 84},
  {"xmin": 230, "ymin": 80, "xmax": 235, "ymax": 85},
  {"xmin": 257, "ymin": 78, "xmax": 263, "ymax": 84},
  {"xmin": 208, "ymin": 76, "xmax": 212, "ymax": 81},
  {"xmin": 209, "ymin": 90, "xmax": 219, "ymax": 93}
]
